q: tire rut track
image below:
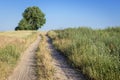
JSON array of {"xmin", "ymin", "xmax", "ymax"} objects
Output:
[
  {"xmin": 47, "ymin": 37, "xmax": 86, "ymax": 80},
  {"xmin": 8, "ymin": 36, "xmax": 40, "ymax": 80}
]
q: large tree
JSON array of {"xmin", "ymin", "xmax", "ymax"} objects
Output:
[{"xmin": 15, "ymin": 6, "xmax": 46, "ymax": 30}]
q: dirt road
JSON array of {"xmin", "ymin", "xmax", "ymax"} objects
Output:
[
  {"xmin": 8, "ymin": 35, "xmax": 86, "ymax": 80},
  {"xmin": 8, "ymin": 36, "xmax": 41, "ymax": 80},
  {"xmin": 47, "ymin": 37, "xmax": 86, "ymax": 80}
]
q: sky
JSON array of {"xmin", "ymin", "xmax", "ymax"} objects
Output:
[{"xmin": 0, "ymin": 0, "xmax": 120, "ymax": 31}]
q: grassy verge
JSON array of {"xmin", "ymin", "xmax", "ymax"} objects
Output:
[
  {"xmin": 36, "ymin": 33, "xmax": 54, "ymax": 80},
  {"xmin": 48, "ymin": 27, "xmax": 120, "ymax": 80},
  {"xmin": 0, "ymin": 31, "xmax": 38, "ymax": 80}
]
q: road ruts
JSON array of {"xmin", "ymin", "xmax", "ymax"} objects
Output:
[
  {"xmin": 47, "ymin": 37, "xmax": 86, "ymax": 80},
  {"xmin": 8, "ymin": 36, "xmax": 41, "ymax": 80}
]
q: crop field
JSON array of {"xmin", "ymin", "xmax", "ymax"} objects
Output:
[
  {"xmin": 0, "ymin": 31, "xmax": 38, "ymax": 80},
  {"xmin": 48, "ymin": 27, "xmax": 120, "ymax": 80}
]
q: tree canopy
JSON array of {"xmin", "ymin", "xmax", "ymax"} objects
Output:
[{"xmin": 15, "ymin": 6, "xmax": 46, "ymax": 30}]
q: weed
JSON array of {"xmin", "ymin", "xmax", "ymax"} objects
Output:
[
  {"xmin": 36, "ymin": 33, "xmax": 54, "ymax": 80},
  {"xmin": 48, "ymin": 27, "xmax": 120, "ymax": 80}
]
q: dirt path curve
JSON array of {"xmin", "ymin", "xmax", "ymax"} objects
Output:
[
  {"xmin": 8, "ymin": 36, "xmax": 41, "ymax": 80},
  {"xmin": 47, "ymin": 36, "xmax": 86, "ymax": 80}
]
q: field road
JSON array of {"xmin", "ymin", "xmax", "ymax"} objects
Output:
[
  {"xmin": 47, "ymin": 36, "xmax": 86, "ymax": 80},
  {"xmin": 8, "ymin": 34, "xmax": 86, "ymax": 80},
  {"xmin": 8, "ymin": 36, "xmax": 41, "ymax": 80}
]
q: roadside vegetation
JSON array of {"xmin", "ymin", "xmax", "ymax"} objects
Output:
[
  {"xmin": 48, "ymin": 27, "xmax": 120, "ymax": 80},
  {"xmin": 0, "ymin": 31, "xmax": 38, "ymax": 80},
  {"xmin": 36, "ymin": 33, "xmax": 54, "ymax": 80}
]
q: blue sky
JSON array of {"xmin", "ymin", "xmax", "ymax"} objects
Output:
[{"xmin": 0, "ymin": 0, "xmax": 120, "ymax": 31}]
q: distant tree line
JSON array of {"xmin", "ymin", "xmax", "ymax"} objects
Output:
[{"xmin": 15, "ymin": 6, "xmax": 46, "ymax": 30}]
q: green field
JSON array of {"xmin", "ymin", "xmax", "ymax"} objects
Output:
[{"xmin": 48, "ymin": 27, "xmax": 120, "ymax": 80}]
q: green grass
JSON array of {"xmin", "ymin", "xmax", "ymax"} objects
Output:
[{"xmin": 48, "ymin": 27, "xmax": 120, "ymax": 80}]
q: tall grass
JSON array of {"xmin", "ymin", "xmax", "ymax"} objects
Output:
[
  {"xmin": 36, "ymin": 33, "xmax": 54, "ymax": 80},
  {"xmin": 0, "ymin": 31, "xmax": 38, "ymax": 80},
  {"xmin": 48, "ymin": 27, "xmax": 120, "ymax": 80}
]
